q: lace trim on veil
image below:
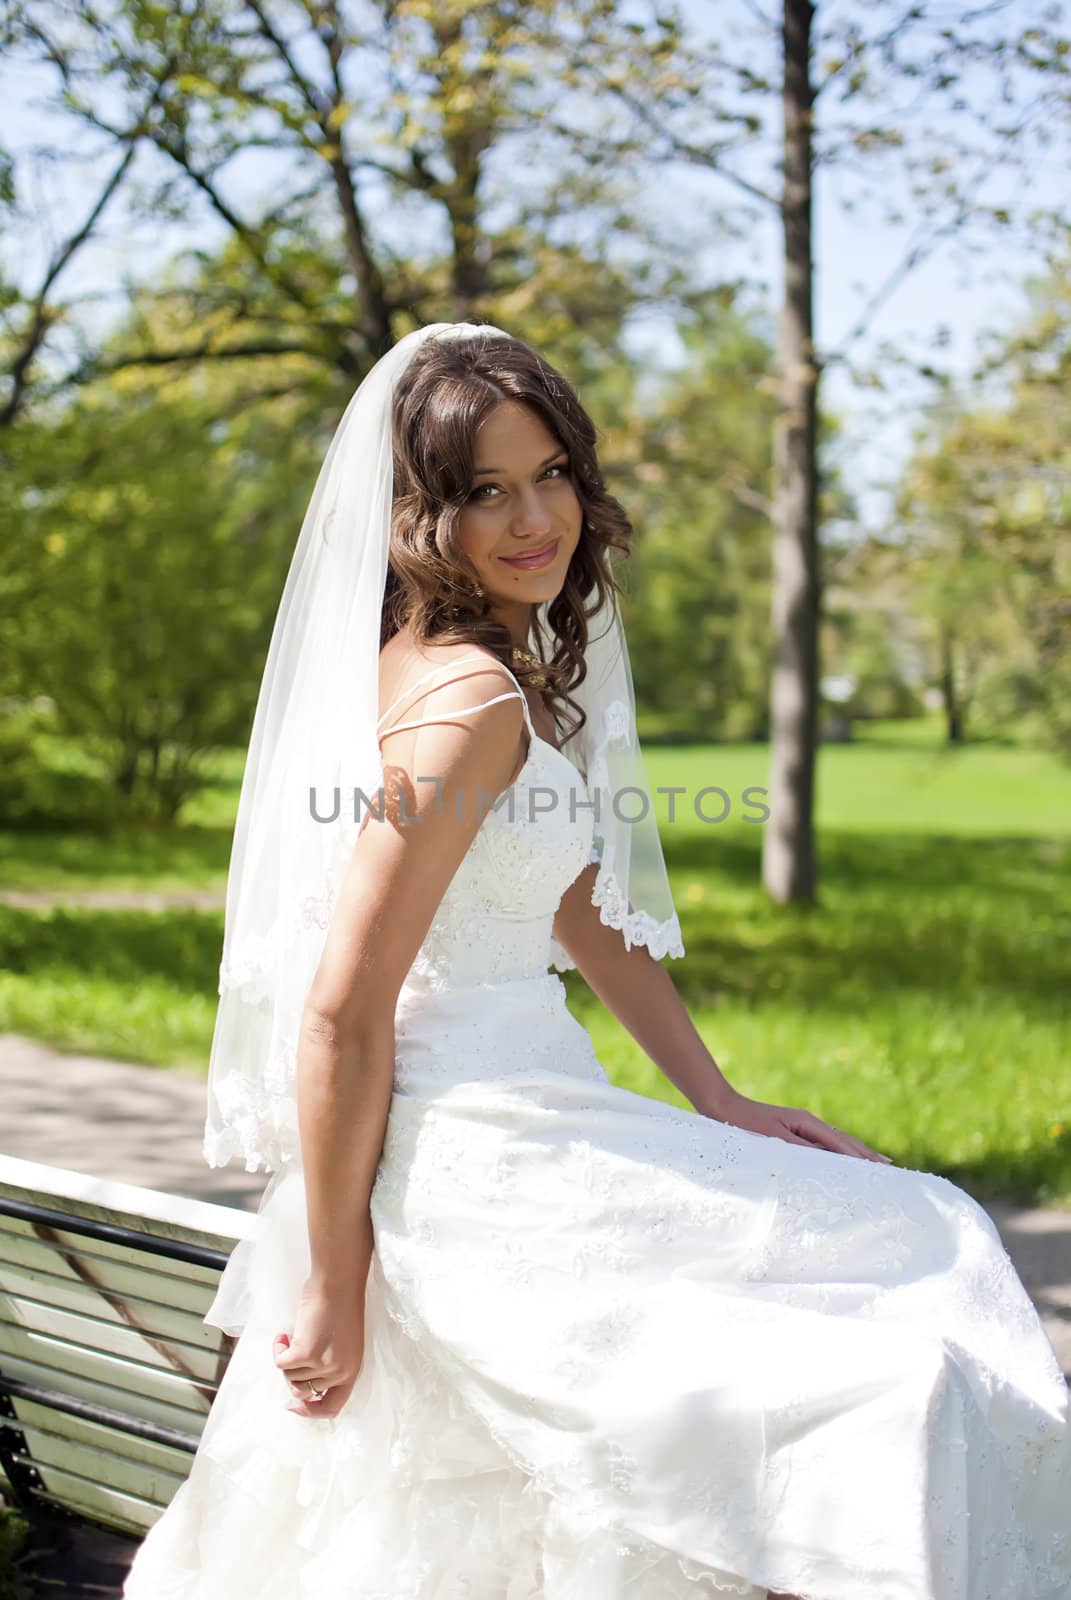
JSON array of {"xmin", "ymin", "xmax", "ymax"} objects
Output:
[
  {"xmin": 203, "ymin": 1042, "xmax": 301, "ymax": 1174},
  {"xmin": 218, "ymin": 881, "xmax": 338, "ymax": 1005},
  {"xmin": 550, "ymin": 698, "xmax": 684, "ymax": 974}
]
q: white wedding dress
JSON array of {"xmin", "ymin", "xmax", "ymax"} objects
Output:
[{"xmin": 122, "ymin": 664, "xmax": 1070, "ymax": 1600}]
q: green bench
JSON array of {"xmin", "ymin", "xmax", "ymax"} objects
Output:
[{"xmin": 0, "ymin": 1153, "xmax": 248, "ymax": 1548}]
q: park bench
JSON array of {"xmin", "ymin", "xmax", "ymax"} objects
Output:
[{"xmin": 0, "ymin": 1152, "xmax": 249, "ymax": 1550}]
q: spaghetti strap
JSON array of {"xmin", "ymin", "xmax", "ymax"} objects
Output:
[
  {"xmin": 376, "ymin": 654, "xmax": 536, "ymax": 745},
  {"xmin": 377, "ymin": 690, "xmax": 533, "ymax": 743},
  {"xmin": 376, "ymin": 654, "xmax": 491, "ymax": 731}
]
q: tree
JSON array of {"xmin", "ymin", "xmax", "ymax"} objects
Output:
[
  {"xmin": 896, "ymin": 252, "xmax": 1071, "ymax": 757},
  {"xmin": 557, "ymin": 0, "xmax": 1071, "ymax": 899},
  {"xmin": 621, "ymin": 290, "xmax": 780, "ymax": 741},
  {"xmin": 4, "ymin": 349, "xmax": 322, "ymax": 819}
]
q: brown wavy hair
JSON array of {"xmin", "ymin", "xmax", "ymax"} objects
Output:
[{"xmin": 382, "ymin": 327, "xmax": 633, "ymax": 744}]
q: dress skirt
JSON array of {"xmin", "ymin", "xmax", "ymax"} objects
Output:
[{"xmin": 121, "ymin": 973, "xmax": 1071, "ymax": 1599}]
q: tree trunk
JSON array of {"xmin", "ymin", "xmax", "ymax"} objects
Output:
[
  {"xmin": 939, "ymin": 624, "xmax": 964, "ymax": 744},
  {"xmin": 762, "ymin": 0, "xmax": 820, "ymax": 905}
]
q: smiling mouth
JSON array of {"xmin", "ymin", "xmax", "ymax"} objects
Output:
[{"xmin": 499, "ymin": 539, "xmax": 559, "ymax": 570}]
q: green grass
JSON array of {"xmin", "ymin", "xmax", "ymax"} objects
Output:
[
  {"xmin": 0, "ymin": 905, "xmax": 221, "ymax": 1066},
  {"xmin": 2, "ymin": 719, "xmax": 1069, "ymax": 1204},
  {"xmin": 0, "ymin": 825, "xmax": 233, "ymax": 893}
]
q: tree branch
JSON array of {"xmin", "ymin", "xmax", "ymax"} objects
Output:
[
  {"xmin": 718, "ymin": 471, "xmax": 773, "ymax": 518},
  {"xmin": 1, "ymin": 71, "xmax": 173, "ymax": 426},
  {"xmin": 245, "ymin": 0, "xmax": 392, "ymax": 352},
  {"xmin": 812, "ymin": 5, "xmax": 927, "ymax": 103},
  {"xmin": 317, "ymin": 0, "xmax": 393, "ymax": 351},
  {"xmin": 822, "ymin": 99, "xmax": 1045, "ymax": 367},
  {"xmin": 47, "ymin": 337, "xmax": 329, "ymax": 398},
  {"xmin": 586, "ymin": 72, "xmax": 779, "ymax": 209}
]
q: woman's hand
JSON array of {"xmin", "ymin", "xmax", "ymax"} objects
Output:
[
  {"xmin": 701, "ymin": 1087, "xmax": 893, "ymax": 1165},
  {"xmin": 273, "ymin": 1276, "xmax": 367, "ymax": 1419}
]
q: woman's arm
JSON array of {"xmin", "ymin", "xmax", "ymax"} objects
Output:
[
  {"xmin": 552, "ymin": 865, "xmax": 893, "ymax": 1165},
  {"xmin": 273, "ymin": 654, "xmax": 528, "ymax": 1416},
  {"xmin": 552, "ymin": 863, "xmax": 735, "ymax": 1117}
]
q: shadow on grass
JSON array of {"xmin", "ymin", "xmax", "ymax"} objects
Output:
[
  {"xmin": 665, "ymin": 828, "xmax": 1068, "ymax": 899},
  {"xmin": 0, "ymin": 905, "xmax": 222, "ymax": 991},
  {"xmin": 921, "ymin": 1134, "xmax": 1071, "ymax": 1209},
  {"xmin": 664, "ymin": 829, "xmax": 1070, "ymax": 1016}
]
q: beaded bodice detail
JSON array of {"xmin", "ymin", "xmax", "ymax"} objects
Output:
[{"xmin": 376, "ymin": 655, "xmax": 596, "ymax": 995}]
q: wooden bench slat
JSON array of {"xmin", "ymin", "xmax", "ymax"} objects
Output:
[
  {"xmin": 1, "ymin": 1393, "xmax": 195, "ymax": 1476},
  {"xmin": 0, "ymin": 1217, "xmax": 224, "ymax": 1307},
  {"xmin": 7, "ymin": 1465, "xmax": 166, "ymax": 1537},
  {"xmin": 8, "ymin": 1424, "xmax": 187, "ymax": 1505},
  {"xmin": 1, "ymin": 1254, "xmax": 227, "ymax": 1356},
  {"xmin": 0, "ymin": 1335, "xmax": 223, "ymax": 1422},
  {"xmin": 0, "ymin": 1307, "xmax": 227, "ymax": 1391},
  {"xmin": 0, "ymin": 1159, "xmax": 253, "ymax": 1256}
]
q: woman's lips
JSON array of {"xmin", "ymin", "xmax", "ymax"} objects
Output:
[{"xmin": 499, "ymin": 539, "xmax": 559, "ymax": 571}]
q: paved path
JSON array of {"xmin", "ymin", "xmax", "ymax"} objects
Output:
[
  {"xmin": 1, "ymin": 1032, "xmax": 266, "ymax": 1210},
  {"xmin": 2, "ymin": 1031, "xmax": 1069, "ymax": 1597},
  {"xmin": 0, "ymin": 887, "xmax": 226, "ymax": 911}
]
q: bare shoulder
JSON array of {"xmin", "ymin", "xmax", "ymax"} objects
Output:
[{"xmin": 378, "ymin": 633, "xmax": 518, "ymax": 726}]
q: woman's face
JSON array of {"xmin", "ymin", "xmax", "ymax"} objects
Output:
[{"xmin": 455, "ymin": 400, "xmax": 582, "ymax": 626}]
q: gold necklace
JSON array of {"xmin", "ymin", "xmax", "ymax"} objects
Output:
[{"xmin": 510, "ymin": 645, "xmax": 550, "ymax": 691}]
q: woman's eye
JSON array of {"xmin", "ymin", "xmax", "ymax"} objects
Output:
[{"xmin": 467, "ymin": 463, "xmax": 568, "ymax": 502}]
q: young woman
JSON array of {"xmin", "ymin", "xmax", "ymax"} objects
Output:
[{"xmin": 123, "ymin": 324, "xmax": 1070, "ymax": 1600}]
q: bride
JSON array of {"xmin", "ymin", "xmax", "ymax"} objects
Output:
[{"xmin": 122, "ymin": 323, "xmax": 1069, "ymax": 1600}]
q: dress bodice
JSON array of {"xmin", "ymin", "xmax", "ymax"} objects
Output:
[{"xmin": 376, "ymin": 656, "xmax": 596, "ymax": 995}]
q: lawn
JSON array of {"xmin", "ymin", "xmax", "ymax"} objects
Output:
[{"xmin": 2, "ymin": 716, "xmax": 1068, "ymax": 1203}]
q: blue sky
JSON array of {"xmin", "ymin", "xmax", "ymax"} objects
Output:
[{"xmin": 3, "ymin": 0, "xmax": 1067, "ymax": 532}]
